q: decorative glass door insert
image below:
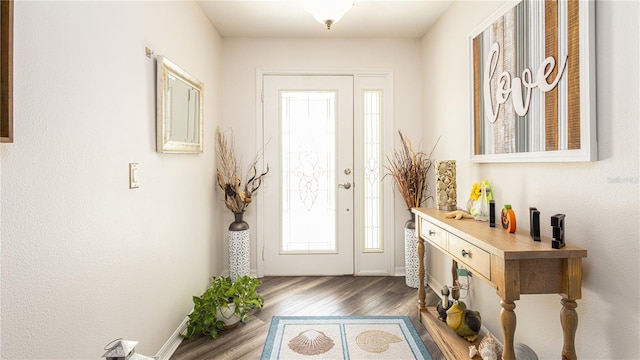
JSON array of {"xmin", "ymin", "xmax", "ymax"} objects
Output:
[
  {"xmin": 280, "ymin": 91, "xmax": 337, "ymax": 253},
  {"xmin": 363, "ymin": 90, "xmax": 383, "ymax": 252}
]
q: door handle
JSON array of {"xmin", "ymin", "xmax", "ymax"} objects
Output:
[{"xmin": 338, "ymin": 182, "xmax": 352, "ymax": 190}]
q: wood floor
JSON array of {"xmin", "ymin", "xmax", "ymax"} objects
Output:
[{"xmin": 170, "ymin": 276, "xmax": 444, "ymax": 360}]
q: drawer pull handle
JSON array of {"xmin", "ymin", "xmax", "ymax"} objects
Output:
[
  {"xmin": 461, "ymin": 249, "xmax": 470, "ymax": 258},
  {"xmin": 428, "ymin": 230, "xmax": 436, "ymax": 236}
]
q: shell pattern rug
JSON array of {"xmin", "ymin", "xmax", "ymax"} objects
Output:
[{"xmin": 260, "ymin": 316, "xmax": 432, "ymax": 360}]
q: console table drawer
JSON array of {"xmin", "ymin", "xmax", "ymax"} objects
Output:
[
  {"xmin": 420, "ymin": 218, "xmax": 447, "ymax": 250},
  {"xmin": 449, "ymin": 233, "xmax": 490, "ymax": 279}
]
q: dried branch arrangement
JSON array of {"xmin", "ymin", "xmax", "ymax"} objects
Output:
[
  {"xmin": 386, "ymin": 131, "xmax": 438, "ymax": 210},
  {"xmin": 216, "ymin": 127, "xmax": 269, "ymax": 213}
]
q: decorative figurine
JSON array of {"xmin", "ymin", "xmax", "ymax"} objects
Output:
[
  {"xmin": 102, "ymin": 339, "xmax": 154, "ymax": 360},
  {"xmin": 551, "ymin": 214, "xmax": 566, "ymax": 249},
  {"xmin": 445, "ymin": 210, "xmax": 474, "ymax": 220},
  {"xmin": 446, "ymin": 300, "xmax": 482, "ymax": 342},
  {"xmin": 478, "ymin": 333, "xmax": 503, "ymax": 360},
  {"xmin": 436, "ymin": 285, "xmax": 454, "ymax": 321},
  {"xmin": 501, "ymin": 205, "xmax": 517, "ymax": 233},
  {"xmin": 529, "ymin": 207, "xmax": 541, "ymax": 241}
]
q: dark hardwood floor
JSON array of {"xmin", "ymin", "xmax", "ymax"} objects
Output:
[{"xmin": 170, "ymin": 276, "xmax": 444, "ymax": 360}]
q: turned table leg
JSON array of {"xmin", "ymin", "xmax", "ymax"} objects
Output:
[
  {"xmin": 561, "ymin": 298, "xmax": 578, "ymax": 360},
  {"xmin": 500, "ymin": 300, "xmax": 517, "ymax": 360},
  {"xmin": 417, "ymin": 236, "xmax": 426, "ymax": 310}
]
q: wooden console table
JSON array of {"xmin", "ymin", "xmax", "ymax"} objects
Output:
[{"xmin": 412, "ymin": 207, "xmax": 587, "ymax": 360}]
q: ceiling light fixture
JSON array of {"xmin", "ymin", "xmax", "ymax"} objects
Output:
[{"xmin": 304, "ymin": 1, "xmax": 355, "ymax": 30}]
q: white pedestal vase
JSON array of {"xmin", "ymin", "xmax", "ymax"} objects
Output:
[
  {"xmin": 404, "ymin": 213, "xmax": 425, "ymax": 288},
  {"xmin": 228, "ymin": 212, "xmax": 250, "ymax": 281}
]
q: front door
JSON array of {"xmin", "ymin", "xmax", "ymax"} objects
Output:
[{"xmin": 262, "ymin": 75, "xmax": 354, "ymax": 275}]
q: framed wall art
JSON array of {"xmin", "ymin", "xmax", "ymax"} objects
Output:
[{"xmin": 469, "ymin": 0, "xmax": 596, "ymax": 162}]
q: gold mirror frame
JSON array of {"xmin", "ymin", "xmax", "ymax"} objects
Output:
[
  {"xmin": 1, "ymin": 0, "xmax": 13, "ymax": 143},
  {"xmin": 156, "ymin": 56, "xmax": 204, "ymax": 153}
]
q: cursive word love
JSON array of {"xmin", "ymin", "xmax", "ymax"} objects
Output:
[{"xmin": 483, "ymin": 42, "xmax": 568, "ymax": 123}]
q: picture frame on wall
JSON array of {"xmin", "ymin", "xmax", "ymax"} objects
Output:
[{"xmin": 469, "ymin": 0, "xmax": 596, "ymax": 163}]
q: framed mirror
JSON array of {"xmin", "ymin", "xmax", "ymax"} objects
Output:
[
  {"xmin": 156, "ymin": 56, "xmax": 203, "ymax": 153},
  {"xmin": 468, "ymin": 0, "xmax": 596, "ymax": 163}
]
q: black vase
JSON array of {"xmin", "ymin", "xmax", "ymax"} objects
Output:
[
  {"xmin": 229, "ymin": 211, "xmax": 249, "ymax": 231},
  {"xmin": 405, "ymin": 211, "xmax": 416, "ymax": 230}
]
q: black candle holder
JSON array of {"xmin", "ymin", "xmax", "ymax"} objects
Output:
[
  {"xmin": 529, "ymin": 207, "xmax": 541, "ymax": 241},
  {"xmin": 551, "ymin": 214, "xmax": 566, "ymax": 249},
  {"xmin": 489, "ymin": 200, "xmax": 496, "ymax": 227}
]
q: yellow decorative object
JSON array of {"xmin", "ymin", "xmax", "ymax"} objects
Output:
[
  {"xmin": 446, "ymin": 300, "xmax": 482, "ymax": 342},
  {"xmin": 445, "ymin": 210, "xmax": 474, "ymax": 220},
  {"xmin": 468, "ymin": 179, "xmax": 492, "ymax": 221},
  {"xmin": 470, "ymin": 183, "xmax": 482, "ymax": 201}
]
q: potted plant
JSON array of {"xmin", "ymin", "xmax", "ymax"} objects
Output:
[{"xmin": 181, "ymin": 275, "xmax": 264, "ymax": 339}]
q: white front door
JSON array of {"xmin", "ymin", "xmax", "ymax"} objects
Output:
[{"xmin": 262, "ymin": 75, "xmax": 354, "ymax": 275}]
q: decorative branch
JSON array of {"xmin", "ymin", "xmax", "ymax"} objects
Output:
[
  {"xmin": 385, "ymin": 131, "xmax": 439, "ymax": 210},
  {"xmin": 216, "ymin": 127, "xmax": 269, "ymax": 213}
]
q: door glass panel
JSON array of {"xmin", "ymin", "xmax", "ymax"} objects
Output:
[
  {"xmin": 281, "ymin": 91, "xmax": 337, "ymax": 253},
  {"xmin": 363, "ymin": 90, "xmax": 383, "ymax": 252}
]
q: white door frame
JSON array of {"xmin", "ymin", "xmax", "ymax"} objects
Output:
[{"xmin": 255, "ymin": 68, "xmax": 395, "ymax": 278}]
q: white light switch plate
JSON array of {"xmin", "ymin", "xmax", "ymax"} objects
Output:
[{"xmin": 129, "ymin": 163, "xmax": 139, "ymax": 189}]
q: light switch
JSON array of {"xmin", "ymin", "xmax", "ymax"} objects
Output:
[{"xmin": 129, "ymin": 163, "xmax": 139, "ymax": 189}]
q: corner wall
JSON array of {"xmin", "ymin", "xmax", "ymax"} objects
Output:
[
  {"xmin": 0, "ymin": 1, "xmax": 222, "ymax": 358},
  {"xmin": 421, "ymin": 1, "xmax": 639, "ymax": 358}
]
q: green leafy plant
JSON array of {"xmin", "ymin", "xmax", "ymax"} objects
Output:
[{"xmin": 181, "ymin": 276, "xmax": 264, "ymax": 339}]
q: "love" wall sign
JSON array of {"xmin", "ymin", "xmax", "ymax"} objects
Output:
[{"xmin": 469, "ymin": 0, "xmax": 596, "ymax": 163}]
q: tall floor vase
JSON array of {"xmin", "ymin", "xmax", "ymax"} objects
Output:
[
  {"xmin": 404, "ymin": 212, "xmax": 425, "ymax": 288},
  {"xmin": 228, "ymin": 212, "xmax": 250, "ymax": 281}
]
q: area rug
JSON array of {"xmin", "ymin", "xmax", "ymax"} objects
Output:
[{"xmin": 260, "ymin": 316, "xmax": 433, "ymax": 360}]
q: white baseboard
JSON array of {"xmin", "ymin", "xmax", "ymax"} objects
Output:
[
  {"xmin": 155, "ymin": 316, "xmax": 188, "ymax": 360},
  {"xmin": 357, "ymin": 269, "xmax": 394, "ymax": 276},
  {"xmin": 394, "ymin": 266, "xmax": 405, "ymax": 276},
  {"xmin": 426, "ymin": 273, "xmax": 444, "ymax": 295},
  {"xmin": 221, "ymin": 269, "xmax": 258, "ymax": 278}
]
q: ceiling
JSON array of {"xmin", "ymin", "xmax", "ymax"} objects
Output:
[{"xmin": 196, "ymin": 1, "xmax": 454, "ymax": 38}]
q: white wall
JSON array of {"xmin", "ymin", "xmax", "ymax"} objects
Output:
[
  {"xmin": 0, "ymin": 1, "xmax": 222, "ymax": 358},
  {"xmin": 422, "ymin": 1, "xmax": 639, "ymax": 359},
  {"xmin": 221, "ymin": 38, "xmax": 427, "ymax": 273}
]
